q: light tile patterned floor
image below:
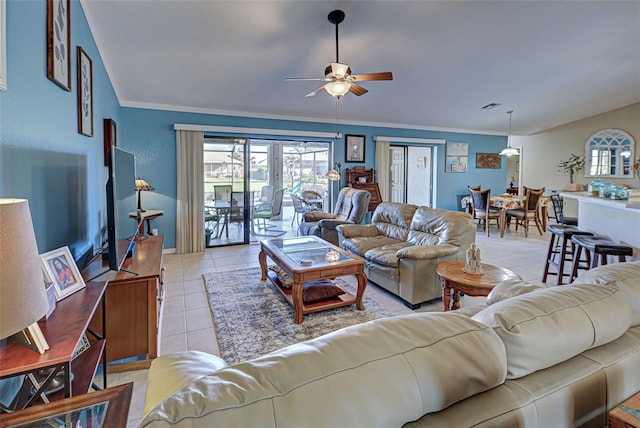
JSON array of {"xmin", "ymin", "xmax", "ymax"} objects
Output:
[{"xmin": 112, "ymin": 222, "xmax": 552, "ymax": 427}]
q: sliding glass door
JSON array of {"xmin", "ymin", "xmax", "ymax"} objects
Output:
[
  {"xmin": 204, "ymin": 138, "xmax": 332, "ymax": 247},
  {"xmin": 204, "ymin": 138, "xmax": 250, "ymax": 247}
]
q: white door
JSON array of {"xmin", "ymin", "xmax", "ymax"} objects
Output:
[
  {"xmin": 390, "ymin": 147, "xmax": 405, "ymax": 203},
  {"xmin": 406, "ymin": 146, "xmax": 433, "ymax": 206}
]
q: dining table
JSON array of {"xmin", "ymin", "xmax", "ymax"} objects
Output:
[{"xmin": 461, "ymin": 194, "xmax": 549, "ymax": 238}]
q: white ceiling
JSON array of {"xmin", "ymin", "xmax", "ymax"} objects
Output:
[{"xmin": 81, "ymin": 1, "xmax": 640, "ymax": 136}]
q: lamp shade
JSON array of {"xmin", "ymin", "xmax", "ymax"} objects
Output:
[
  {"xmin": 0, "ymin": 199, "xmax": 50, "ymax": 340},
  {"xmin": 325, "ymin": 169, "xmax": 341, "ymax": 181},
  {"xmin": 135, "ymin": 178, "xmax": 154, "ymax": 191}
]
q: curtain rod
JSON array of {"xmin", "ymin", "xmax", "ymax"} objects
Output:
[
  {"xmin": 174, "ymin": 124, "xmax": 337, "ymax": 139},
  {"xmin": 373, "ymin": 136, "xmax": 446, "ymax": 145}
]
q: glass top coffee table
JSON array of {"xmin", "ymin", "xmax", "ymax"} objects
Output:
[{"xmin": 258, "ymin": 236, "xmax": 367, "ymax": 324}]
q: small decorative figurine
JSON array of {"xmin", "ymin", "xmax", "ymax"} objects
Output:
[{"xmin": 464, "ymin": 243, "xmax": 483, "ymax": 274}]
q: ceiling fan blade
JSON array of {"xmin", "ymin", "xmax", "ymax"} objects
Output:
[
  {"xmin": 285, "ymin": 77, "xmax": 326, "ymax": 81},
  {"xmin": 349, "ymin": 84, "xmax": 368, "ymax": 96},
  {"xmin": 305, "ymin": 85, "xmax": 327, "ymax": 97},
  {"xmin": 350, "ymin": 72, "xmax": 393, "ymax": 81}
]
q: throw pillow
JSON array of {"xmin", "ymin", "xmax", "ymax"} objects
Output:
[
  {"xmin": 302, "ymin": 280, "xmax": 345, "ymax": 303},
  {"xmin": 268, "ymin": 265, "xmax": 293, "ymax": 289}
]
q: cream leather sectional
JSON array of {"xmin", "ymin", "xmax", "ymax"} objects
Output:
[{"xmin": 141, "ymin": 262, "xmax": 640, "ymax": 427}]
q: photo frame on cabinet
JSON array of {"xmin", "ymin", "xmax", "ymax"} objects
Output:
[
  {"xmin": 77, "ymin": 46, "xmax": 93, "ymax": 136},
  {"xmin": 40, "ymin": 246, "xmax": 86, "ymax": 301},
  {"xmin": 345, "ymin": 134, "xmax": 366, "ymax": 163},
  {"xmin": 47, "ymin": 0, "xmax": 71, "ymax": 91},
  {"xmin": 445, "ymin": 142, "xmax": 468, "ymax": 173}
]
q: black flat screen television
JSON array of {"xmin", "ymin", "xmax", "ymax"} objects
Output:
[{"xmin": 106, "ymin": 147, "xmax": 138, "ymax": 271}]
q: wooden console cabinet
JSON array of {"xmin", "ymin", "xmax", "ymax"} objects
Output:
[
  {"xmin": 82, "ymin": 235, "xmax": 164, "ymax": 372},
  {"xmin": 346, "ymin": 167, "xmax": 382, "ymax": 213}
]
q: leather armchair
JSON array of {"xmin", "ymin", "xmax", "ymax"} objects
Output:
[{"xmin": 299, "ymin": 187, "xmax": 371, "ymax": 246}]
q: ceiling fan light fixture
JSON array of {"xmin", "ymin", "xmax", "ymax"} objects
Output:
[{"xmin": 325, "ymin": 81, "xmax": 351, "ymax": 98}]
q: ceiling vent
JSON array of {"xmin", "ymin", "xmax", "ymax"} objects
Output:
[{"xmin": 481, "ymin": 103, "xmax": 502, "ymax": 110}]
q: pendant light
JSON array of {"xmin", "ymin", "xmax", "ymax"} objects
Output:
[{"xmin": 499, "ymin": 110, "xmax": 520, "ymax": 156}]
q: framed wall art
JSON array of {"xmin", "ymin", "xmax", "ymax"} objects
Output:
[
  {"xmin": 345, "ymin": 134, "xmax": 366, "ymax": 163},
  {"xmin": 47, "ymin": 0, "xmax": 71, "ymax": 91},
  {"xmin": 476, "ymin": 153, "xmax": 502, "ymax": 169},
  {"xmin": 77, "ymin": 46, "xmax": 93, "ymax": 136},
  {"xmin": 40, "ymin": 246, "xmax": 86, "ymax": 301},
  {"xmin": 445, "ymin": 142, "xmax": 468, "ymax": 173}
]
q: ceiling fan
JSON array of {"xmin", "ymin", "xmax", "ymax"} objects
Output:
[{"xmin": 286, "ymin": 10, "xmax": 393, "ymax": 99}]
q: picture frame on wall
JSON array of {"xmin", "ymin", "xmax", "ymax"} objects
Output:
[
  {"xmin": 476, "ymin": 153, "xmax": 502, "ymax": 169},
  {"xmin": 103, "ymin": 118, "xmax": 117, "ymax": 166},
  {"xmin": 77, "ymin": 46, "xmax": 93, "ymax": 137},
  {"xmin": 345, "ymin": 134, "xmax": 366, "ymax": 163},
  {"xmin": 445, "ymin": 142, "xmax": 468, "ymax": 173},
  {"xmin": 46, "ymin": 0, "xmax": 71, "ymax": 91},
  {"xmin": 40, "ymin": 246, "xmax": 86, "ymax": 301}
]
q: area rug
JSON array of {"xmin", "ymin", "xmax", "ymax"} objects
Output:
[{"xmin": 203, "ymin": 268, "xmax": 396, "ymax": 365}]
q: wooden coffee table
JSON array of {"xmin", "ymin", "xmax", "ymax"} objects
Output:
[
  {"xmin": 609, "ymin": 391, "xmax": 640, "ymax": 427},
  {"xmin": 436, "ymin": 261, "xmax": 521, "ymax": 311},
  {"xmin": 259, "ymin": 236, "xmax": 367, "ymax": 324}
]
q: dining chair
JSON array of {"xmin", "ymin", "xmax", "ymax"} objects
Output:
[
  {"xmin": 506, "ymin": 187, "xmax": 545, "ymax": 237},
  {"xmin": 467, "ymin": 185, "xmax": 482, "ymax": 221},
  {"xmin": 469, "ymin": 188, "xmax": 500, "ymax": 237}
]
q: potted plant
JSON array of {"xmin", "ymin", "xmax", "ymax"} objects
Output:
[{"xmin": 558, "ymin": 154, "xmax": 585, "ymax": 191}]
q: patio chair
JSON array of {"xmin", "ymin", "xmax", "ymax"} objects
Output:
[
  {"xmin": 253, "ymin": 188, "xmax": 285, "ymax": 236},
  {"xmin": 291, "ymin": 194, "xmax": 320, "ymax": 227}
]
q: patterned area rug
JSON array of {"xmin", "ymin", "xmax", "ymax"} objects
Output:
[{"xmin": 203, "ymin": 268, "xmax": 396, "ymax": 365}]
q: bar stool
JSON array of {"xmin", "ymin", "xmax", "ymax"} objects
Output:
[
  {"xmin": 569, "ymin": 235, "xmax": 633, "ymax": 281},
  {"xmin": 542, "ymin": 224, "xmax": 593, "ymax": 285}
]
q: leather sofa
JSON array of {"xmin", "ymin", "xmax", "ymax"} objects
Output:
[
  {"xmin": 337, "ymin": 202, "xmax": 476, "ymax": 308},
  {"xmin": 141, "ymin": 261, "xmax": 640, "ymax": 427},
  {"xmin": 298, "ymin": 187, "xmax": 371, "ymax": 246}
]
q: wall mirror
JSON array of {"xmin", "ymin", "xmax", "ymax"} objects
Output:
[{"xmin": 585, "ymin": 128, "xmax": 635, "ymax": 177}]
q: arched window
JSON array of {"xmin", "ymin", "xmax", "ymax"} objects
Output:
[{"xmin": 585, "ymin": 129, "xmax": 635, "ymax": 177}]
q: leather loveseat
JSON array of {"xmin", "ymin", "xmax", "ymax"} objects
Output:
[
  {"xmin": 298, "ymin": 187, "xmax": 371, "ymax": 246},
  {"xmin": 141, "ymin": 261, "xmax": 640, "ymax": 427},
  {"xmin": 337, "ymin": 202, "xmax": 476, "ymax": 308}
]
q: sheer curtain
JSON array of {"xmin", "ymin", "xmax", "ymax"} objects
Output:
[
  {"xmin": 375, "ymin": 139, "xmax": 390, "ymax": 201},
  {"xmin": 176, "ymin": 130, "xmax": 204, "ymax": 253}
]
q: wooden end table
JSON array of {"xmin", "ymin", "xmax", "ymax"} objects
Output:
[
  {"xmin": 259, "ymin": 236, "xmax": 367, "ymax": 324},
  {"xmin": 0, "ymin": 282, "xmax": 107, "ymax": 411},
  {"xmin": 436, "ymin": 261, "xmax": 521, "ymax": 311}
]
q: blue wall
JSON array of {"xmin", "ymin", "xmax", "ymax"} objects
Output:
[
  {"xmin": 1, "ymin": 0, "xmax": 508, "ymax": 252},
  {"xmin": 0, "ymin": 0, "xmax": 121, "ymax": 259}
]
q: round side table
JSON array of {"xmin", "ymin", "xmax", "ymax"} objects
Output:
[{"xmin": 436, "ymin": 261, "xmax": 521, "ymax": 311}]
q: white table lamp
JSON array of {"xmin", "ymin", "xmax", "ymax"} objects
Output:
[{"xmin": 0, "ymin": 199, "xmax": 50, "ymax": 353}]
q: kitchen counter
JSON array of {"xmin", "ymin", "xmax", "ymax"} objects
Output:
[{"xmin": 560, "ymin": 192, "xmax": 639, "ymax": 260}]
